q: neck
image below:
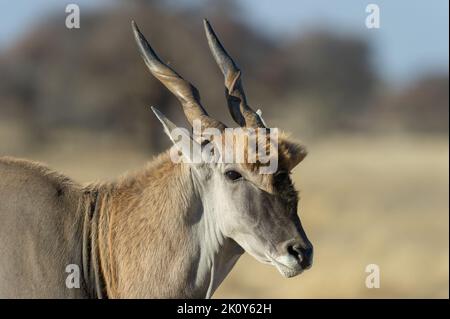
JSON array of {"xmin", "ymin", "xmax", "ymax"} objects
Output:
[{"xmin": 88, "ymin": 152, "xmax": 242, "ymax": 298}]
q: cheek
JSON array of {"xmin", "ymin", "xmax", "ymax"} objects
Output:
[
  {"xmin": 214, "ymin": 185, "xmax": 252, "ymax": 233},
  {"xmin": 245, "ymin": 193, "xmax": 292, "ymax": 237},
  {"xmin": 210, "ymin": 181, "xmax": 239, "ymax": 214},
  {"xmin": 230, "ymin": 184, "xmax": 254, "ymax": 212},
  {"xmin": 230, "ymin": 187, "xmax": 266, "ymax": 227}
]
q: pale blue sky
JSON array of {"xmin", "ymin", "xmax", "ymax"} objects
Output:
[
  {"xmin": 0, "ymin": 0, "xmax": 448, "ymax": 86},
  {"xmin": 237, "ymin": 0, "xmax": 449, "ymax": 86}
]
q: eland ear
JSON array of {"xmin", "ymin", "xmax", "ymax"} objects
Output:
[
  {"xmin": 151, "ymin": 106, "xmax": 200, "ymax": 163},
  {"xmin": 279, "ymin": 137, "xmax": 307, "ymax": 171}
]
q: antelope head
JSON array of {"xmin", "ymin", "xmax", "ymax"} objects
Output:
[{"xmin": 132, "ymin": 19, "xmax": 313, "ymax": 278}]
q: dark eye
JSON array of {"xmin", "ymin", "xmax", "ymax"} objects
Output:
[{"xmin": 225, "ymin": 170, "xmax": 242, "ymax": 181}]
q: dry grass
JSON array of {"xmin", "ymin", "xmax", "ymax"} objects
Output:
[{"xmin": 1, "ymin": 128, "xmax": 448, "ymax": 298}]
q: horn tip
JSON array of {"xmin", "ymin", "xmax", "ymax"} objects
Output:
[
  {"xmin": 131, "ymin": 20, "xmax": 141, "ymax": 37},
  {"xmin": 203, "ymin": 18, "xmax": 212, "ymax": 32},
  {"xmin": 131, "ymin": 20, "xmax": 144, "ymax": 38}
]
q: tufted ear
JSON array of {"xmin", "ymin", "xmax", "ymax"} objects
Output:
[{"xmin": 279, "ymin": 137, "xmax": 307, "ymax": 171}]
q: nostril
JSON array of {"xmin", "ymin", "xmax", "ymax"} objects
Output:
[
  {"xmin": 284, "ymin": 240, "xmax": 313, "ymax": 269},
  {"xmin": 287, "ymin": 244, "xmax": 303, "ymax": 262}
]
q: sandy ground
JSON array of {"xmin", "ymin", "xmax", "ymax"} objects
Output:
[{"xmin": 1, "ymin": 127, "xmax": 448, "ymax": 298}]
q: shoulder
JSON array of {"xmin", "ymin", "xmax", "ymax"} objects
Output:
[{"xmin": 0, "ymin": 156, "xmax": 80, "ymax": 192}]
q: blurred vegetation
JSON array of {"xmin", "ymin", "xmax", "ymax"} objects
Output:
[{"xmin": 0, "ymin": 0, "xmax": 447, "ymax": 154}]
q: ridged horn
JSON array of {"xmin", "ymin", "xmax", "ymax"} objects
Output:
[
  {"xmin": 132, "ymin": 20, "xmax": 225, "ymax": 130},
  {"xmin": 203, "ymin": 19, "xmax": 265, "ymax": 128}
]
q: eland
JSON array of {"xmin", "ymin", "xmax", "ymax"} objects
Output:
[{"xmin": 0, "ymin": 19, "xmax": 313, "ymax": 298}]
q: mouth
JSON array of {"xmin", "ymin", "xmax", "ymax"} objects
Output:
[{"xmin": 266, "ymin": 254, "xmax": 304, "ymax": 278}]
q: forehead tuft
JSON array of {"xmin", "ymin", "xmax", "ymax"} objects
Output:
[{"xmin": 219, "ymin": 130, "xmax": 306, "ymax": 174}]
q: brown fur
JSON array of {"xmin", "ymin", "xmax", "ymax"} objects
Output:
[
  {"xmin": 0, "ymin": 131, "xmax": 304, "ymax": 298},
  {"xmin": 91, "ymin": 135, "xmax": 304, "ymax": 297}
]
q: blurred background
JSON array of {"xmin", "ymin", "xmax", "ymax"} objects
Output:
[{"xmin": 0, "ymin": 0, "xmax": 448, "ymax": 298}]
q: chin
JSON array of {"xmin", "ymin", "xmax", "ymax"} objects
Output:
[
  {"xmin": 272, "ymin": 255, "xmax": 304, "ymax": 278},
  {"xmin": 275, "ymin": 263, "xmax": 304, "ymax": 278}
]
